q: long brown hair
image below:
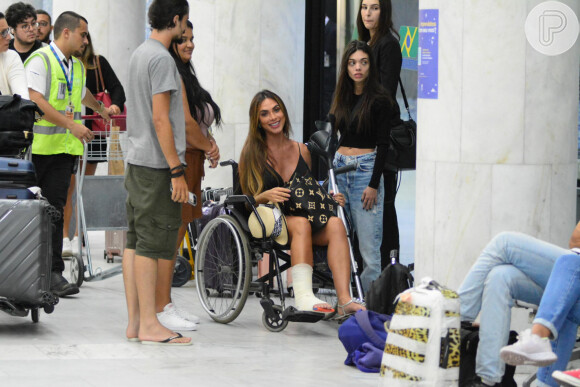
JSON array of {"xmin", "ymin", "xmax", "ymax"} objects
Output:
[
  {"xmin": 80, "ymin": 32, "xmax": 96, "ymax": 70},
  {"xmin": 330, "ymin": 41, "xmax": 390, "ymax": 136},
  {"xmin": 239, "ymin": 90, "xmax": 292, "ymax": 197},
  {"xmin": 356, "ymin": 0, "xmax": 398, "ymax": 46}
]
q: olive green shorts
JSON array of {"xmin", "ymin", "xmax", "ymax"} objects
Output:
[{"xmin": 124, "ymin": 163, "xmax": 181, "ymax": 260}]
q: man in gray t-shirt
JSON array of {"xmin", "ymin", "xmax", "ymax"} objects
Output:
[
  {"xmin": 122, "ymin": 0, "xmax": 192, "ymax": 346},
  {"xmin": 126, "ymin": 39, "xmax": 185, "ymax": 168}
]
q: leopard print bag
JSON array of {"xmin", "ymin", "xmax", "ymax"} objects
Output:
[{"xmin": 380, "ymin": 278, "xmax": 460, "ymax": 386}]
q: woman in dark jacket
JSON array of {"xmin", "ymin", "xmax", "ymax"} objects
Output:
[{"xmin": 357, "ymin": 0, "xmax": 403, "ymax": 268}]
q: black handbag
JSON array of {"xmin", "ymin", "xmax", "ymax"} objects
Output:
[
  {"xmin": 284, "ymin": 170, "xmax": 339, "ymax": 233},
  {"xmin": 384, "ymin": 78, "xmax": 416, "ymax": 172},
  {"xmin": 0, "ymin": 94, "xmax": 43, "ymax": 132}
]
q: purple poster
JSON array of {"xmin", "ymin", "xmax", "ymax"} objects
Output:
[{"xmin": 418, "ymin": 9, "xmax": 439, "ymax": 99}]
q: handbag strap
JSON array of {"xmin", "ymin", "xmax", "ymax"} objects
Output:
[
  {"xmin": 353, "ymin": 310, "xmax": 387, "ymax": 349},
  {"xmin": 398, "ymin": 77, "xmax": 412, "ymax": 121},
  {"xmin": 95, "ymin": 55, "xmax": 105, "ymax": 93}
]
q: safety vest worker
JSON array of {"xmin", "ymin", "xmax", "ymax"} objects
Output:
[{"xmin": 25, "ymin": 44, "xmax": 85, "ymax": 155}]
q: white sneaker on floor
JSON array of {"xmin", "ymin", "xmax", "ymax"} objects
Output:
[
  {"xmin": 157, "ymin": 304, "xmax": 197, "ymax": 331},
  {"xmin": 167, "ymin": 303, "xmax": 201, "ymax": 324},
  {"xmin": 71, "ymin": 236, "xmax": 80, "ymax": 256},
  {"xmin": 500, "ymin": 329, "xmax": 557, "ymax": 366},
  {"xmin": 62, "ymin": 237, "xmax": 72, "ymax": 257}
]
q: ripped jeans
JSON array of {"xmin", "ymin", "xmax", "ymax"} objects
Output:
[{"xmin": 334, "ymin": 151, "xmax": 384, "ymax": 292}]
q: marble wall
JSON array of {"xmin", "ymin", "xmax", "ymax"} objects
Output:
[
  {"xmin": 189, "ymin": 0, "xmax": 306, "ymax": 188},
  {"xmin": 415, "ymin": 0, "xmax": 580, "ymax": 291}
]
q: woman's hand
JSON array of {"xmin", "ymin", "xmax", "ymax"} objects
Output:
[
  {"xmin": 109, "ymin": 104, "xmax": 122, "ymax": 116},
  {"xmin": 206, "ymin": 139, "xmax": 220, "ymax": 168},
  {"xmin": 257, "ymin": 187, "xmax": 291, "ymax": 204},
  {"xmin": 330, "ymin": 191, "xmax": 345, "ymax": 207},
  {"xmin": 361, "ymin": 186, "xmax": 377, "ymax": 210}
]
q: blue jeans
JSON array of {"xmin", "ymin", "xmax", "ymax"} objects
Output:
[
  {"xmin": 535, "ymin": 253, "xmax": 580, "ymax": 387},
  {"xmin": 458, "ymin": 232, "xmax": 566, "ymax": 384},
  {"xmin": 334, "ymin": 152, "xmax": 384, "ymax": 292}
]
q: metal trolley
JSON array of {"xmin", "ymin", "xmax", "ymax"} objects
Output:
[{"xmin": 69, "ymin": 115, "xmax": 127, "ymax": 287}]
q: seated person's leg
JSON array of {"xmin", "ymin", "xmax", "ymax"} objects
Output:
[
  {"xmin": 286, "ymin": 216, "xmax": 332, "ymax": 311},
  {"xmin": 476, "ymin": 265, "xmax": 544, "ymax": 385},
  {"xmin": 501, "ymin": 253, "xmax": 580, "ymax": 386},
  {"xmin": 459, "ymin": 232, "xmax": 566, "ymax": 323},
  {"xmin": 312, "ymin": 216, "xmax": 365, "ymax": 315}
]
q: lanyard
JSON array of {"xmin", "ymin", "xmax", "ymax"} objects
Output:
[{"xmin": 49, "ymin": 45, "xmax": 74, "ymax": 104}]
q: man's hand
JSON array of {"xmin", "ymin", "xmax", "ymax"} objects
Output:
[
  {"xmin": 70, "ymin": 122, "xmax": 94, "ymax": 143},
  {"xmin": 171, "ymin": 175, "xmax": 188, "ymax": 203},
  {"xmin": 98, "ymin": 105, "xmax": 112, "ymax": 122}
]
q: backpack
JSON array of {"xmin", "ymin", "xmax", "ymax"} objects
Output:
[
  {"xmin": 338, "ymin": 310, "xmax": 392, "ymax": 373},
  {"xmin": 459, "ymin": 325, "xmax": 517, "ymax": 387},
  {"xmin": 380, "ymin": 278, "xmax": 461, "ymax": 386},
  {"xmin": 366, "ymin": 256, "xmax": 414, "ymax": 315},
  {"xmin": 0, "ymin": 94, "xmax": 43, "ymax": 132}
]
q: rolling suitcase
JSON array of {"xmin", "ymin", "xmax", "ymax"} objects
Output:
[
  {"xmin": 0, "ymin": 188, "xmax": 35, "ymax": 199},
  {"xmin": 0, "ymin": 199, "xmax": 58, "ymax": 308},
  {"xmin": 104, "ymin": 230, "xmax": 126, "ymax": 263},
  {"xmin": 0, "ymin": 157, "xmax": 36, "ymax": 188}
]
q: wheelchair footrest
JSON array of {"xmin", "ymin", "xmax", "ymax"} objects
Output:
[{"xmin": 282, "ymin": 306, "xmax": 324, "ymax": 323}]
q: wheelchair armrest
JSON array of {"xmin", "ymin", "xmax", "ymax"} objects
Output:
[{"xmin": 224, "ymin": 194, "xmax": 256, "ymax": 206}]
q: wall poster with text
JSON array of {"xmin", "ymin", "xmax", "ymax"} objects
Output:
[{"xmin": 418, "ymin": 9, "xmax": 439, "ymax": 99}]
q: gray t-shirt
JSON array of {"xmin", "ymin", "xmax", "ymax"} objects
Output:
[{"xmin": 125, "ymin": 39, "xmax": 185, "ymax": 169}]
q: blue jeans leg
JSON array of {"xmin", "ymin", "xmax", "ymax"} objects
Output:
[
  {"xmin": 458, "ymin": 232, "xmax": 566, "ymax": 321},
  {"xmin": 334, "ymin": 152, "xmax": 384, "ymax": 292},
  {"xmin": 458, "ymin": 232, "xmax": 565, "ymax": 383},
  {"xmin": 477, "ymin": 265, "xmax": 545, "ymax": 383},
  {"xmin": 535, "ymin": 253, "xmax": 580, "ymax": 387}
]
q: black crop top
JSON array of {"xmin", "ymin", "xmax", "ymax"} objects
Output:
[{"xmin": 338, "ymin": 94, "xmax": 392, "ymax": 189}]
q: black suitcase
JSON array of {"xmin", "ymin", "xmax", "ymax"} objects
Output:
[
  {"xmin": 0, "ymin": 199, "xmax": 57, "ymax": 308},
  {"xmin": 0, "ymin": 157, "xmax": 36, "ymax": 188}
]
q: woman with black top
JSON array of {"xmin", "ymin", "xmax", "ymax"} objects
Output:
[
  {"xmin": 330, "ymin": 40, "xmax": 395, "ymax": 292},
  {"xmin": 62, "ymin": 32, "xmax": 126, "ymax": 256},
  {"xmin": 357, "ymin": 0, "xmax": 403, "ymax": 267},
  {"xmin": 239, "ymin": 90, "xmax": 365, "ymax": 317}
]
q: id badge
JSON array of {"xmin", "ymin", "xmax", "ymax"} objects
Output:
[
  {"xmin": 65, "ymin": 103, "xmax": 74, "ymax": 120},
  {"xmin": 57, "ymin": 83, "xmax": 66, "ymax": 100}
]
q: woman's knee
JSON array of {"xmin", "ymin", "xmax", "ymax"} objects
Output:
[{"xmin": 287, "ymin": 217, "xmax": 311, "ymax": 239}]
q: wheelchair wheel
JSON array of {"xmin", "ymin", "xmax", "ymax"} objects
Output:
[
  {"xmin": 262, "ymin": 305, "xmax": 288, "ymax": 332},
  {"xmin": 195, "ymin": 215, "xmax": 251, "ymax": 324}
]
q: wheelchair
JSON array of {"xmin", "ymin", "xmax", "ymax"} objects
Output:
[{"xmin": 194, "ymin": 124, "xmax": 364, "ymax": 332}]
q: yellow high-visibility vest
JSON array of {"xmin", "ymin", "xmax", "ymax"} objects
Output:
[{"xmin": 25, "ymin": 46, "xmax": 86, "ymax": 155}]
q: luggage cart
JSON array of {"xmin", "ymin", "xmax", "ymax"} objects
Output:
[{"xmin": 70, "ymin": 115, "xmax": 127, "ymax": 287}]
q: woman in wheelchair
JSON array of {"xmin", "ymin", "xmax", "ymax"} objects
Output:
[{"xmin": 239, "ymin": 89, "xmax": 366, "ymax": 318}]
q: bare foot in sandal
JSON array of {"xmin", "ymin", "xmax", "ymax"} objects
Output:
[{"xmin": 337, "ymin": 298, "xmax": 366, "ymax": 316}]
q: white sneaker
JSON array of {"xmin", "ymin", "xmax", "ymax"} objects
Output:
[
  {"xmin": 62, "ymin": 237, "xmax": 72, "ymax": 257},
  {"xmin": 71, "ymin": 236, "xmax": 80, "ymax": 256},
  {"xmin": 168, "ymin": 303, "xmax": 201, "ymax": 324},
  {"xmin": 157, "ymin": 304, "xmax": 197, "ymax": 331},
  {"xmin": 500, "ymin": 329, "xmax": 557, "ymax": 366}
]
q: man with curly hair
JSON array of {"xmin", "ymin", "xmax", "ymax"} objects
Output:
[{"xmin": 5, "ymin": 2, "xmax": 44, "ymax": 62}]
